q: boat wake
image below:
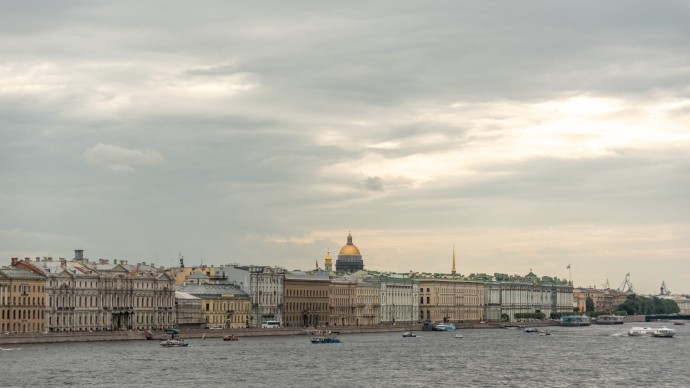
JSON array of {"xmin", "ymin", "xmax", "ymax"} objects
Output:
[{"xmin": 0, "ymin": 347, "xmax": 22, "ymax": 351}]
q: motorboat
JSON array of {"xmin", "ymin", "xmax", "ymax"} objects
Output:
[
  {"xmin": 160, "ymin": 338, "xmax": 189, "ymax": 347},
  {"xmin": 674, "ymin": 321, "xmax": 686, "ymax": 326},
  {"xmin": 310, "ymin": 336, "xmax": 341, "ymax": 344},
  {"xmin": 454, "ymin": 334, "xmax": 463, "ymax": 338},
  {"xmin": 223, "ymin": 334, "xmax": 239, "ymax": 341},
  {"xmin": 402, "ymin": 332, "xmax": 417, "ymax": 338},
  {"xmin": 523, "ymin": 327, "xmax": 539, "ymax": 333},
  {"xmin": 538, "ymin": 330, "xmax": 551, "ymax": 336},
  {"xmin": 652, "ymin": 327, "xmax": 676, "ymax": 338},
  {"xmin": 159, "ymin": 328, "xmax": 188, "ymax": 347}
]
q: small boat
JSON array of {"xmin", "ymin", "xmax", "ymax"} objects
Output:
[
  {"xmin": 674, "ymin": 321, "xmax": 686, "ymax": 326},
  {"xmin": 538, "ymin": 330, "xmax": 551, "ymax": 336},
  {"xmin": 223, "ymin": 334, "xmax": 239, "ymax": 341},
  {"xmin": 310, "ymin": 336, "xmax": 341, "ymax": 344},
  {"xmin": 144, "ymin": 330, "xmax": 154, "ymax": 340},
  {"xmin": 402, "ymin": 332, "xmax": 417, "ymax": 338},
  {"xmin": 523, "ymin": 327, "xmax": 539, "ymax": 333},
  {"xmin": 160, "ymin": 339, "xmax": 189, "ymax": 347},
  {"xmin": 159, "ymin": 328, "xmax": 188, "ymax": 347},
  {"xmin": 454, "ymin": 334, "xmax": 463, "ymax": 338},
  {"xmin": 652, "ymin": 327, "xmax": 676, "ymax": 338}
]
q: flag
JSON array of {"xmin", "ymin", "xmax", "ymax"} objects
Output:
[{"xmin": 566, "ymin": 264, "xmax": 571, "ymax": 269}]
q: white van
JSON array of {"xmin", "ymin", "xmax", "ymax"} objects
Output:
[{"xmin": 261, "ymin": 320, "xmax": 280, "ymax": 328}]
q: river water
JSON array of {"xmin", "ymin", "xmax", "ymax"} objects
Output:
[{"xmin": 2, "ymin": 324, "xmax": 689, "ymax": 387}]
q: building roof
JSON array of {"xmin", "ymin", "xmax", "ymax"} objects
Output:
[
  {"xmin": 175, "ymin": 283, "xmax": 249, "ymax": 298},
  {"xmin": 175, "ymin": 291, "xmax": 201, "ymax": 300},
  {"xmin": 0, "ymin": 267, "xmax": 45, "ymax": 280}
]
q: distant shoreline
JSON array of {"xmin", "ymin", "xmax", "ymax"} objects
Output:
[{"xmin": 0, "ymin": 322, "xmax": 560, "ymax": 345}]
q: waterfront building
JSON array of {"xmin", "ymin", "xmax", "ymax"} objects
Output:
[
  {"xmin": 328, "ymin": 277, "xmax": 382, "ymax": 326},
  {"xmin": 474, "ymin": 272, "xmax": 573, "ymax": 321},
  {"xmin": 335, "ymin": 232, "xmax": 364, "ymax": 272},
  {"xmin": 329, "ymin": 279, "xmax": 355, "ymax": 326},
  {"xmin": 0, "ymin": 266, "xmax": 46, "ymax": 333},
  {"xmin": 249, "ymin": 266, "xmax": 285, "ymax": 327},
  {"xmin": 379, "ymin": 278, "xmax": 419, "ymax": 324},
  {"xmin": 176, "ymin": 283, "xmax": 250, "ymax": 328},
  {"xmin": 11, "ymin": 251, "xmax": 175, "ymax": 332},
  {"xmin": 174, "ymin": 291, "xmax": 203, "ymax": 328},
  {"xmin": 417, "ymin": 278, "xmax": 484, "ymax": 323},
  {"xmin": 283, "ymin": 271, "xmax": 329, "ymax": 327}
]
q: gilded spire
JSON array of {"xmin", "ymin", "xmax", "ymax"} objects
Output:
[{"xmin": 451, "ymin": 245, "xmax": 456, "ymax": 275}]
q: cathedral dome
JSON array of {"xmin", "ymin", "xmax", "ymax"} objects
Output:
[
  {"xmin": 339, "ymin": 244, "xmax": 360, "ymax": 256},
  {"xmin": 338, "ymin": 232, "xmax": 361, "ymax": 255}
]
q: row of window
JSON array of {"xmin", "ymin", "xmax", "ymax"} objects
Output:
[{"xmin": 1, "ymin": 309, "xmax": 44, "ymax": 320}]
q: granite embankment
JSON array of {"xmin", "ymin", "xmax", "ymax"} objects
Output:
[{"xmin": 0, "ymin": 321, "xmax": 565, "ymax": 345}]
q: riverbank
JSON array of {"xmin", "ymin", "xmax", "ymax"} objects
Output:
[{"xmin": 0, "ymin": 321, "xmax": 564, "ymax": 345}]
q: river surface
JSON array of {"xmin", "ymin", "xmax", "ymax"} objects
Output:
[{"xmin": 2, "ymin": 323, "xmax": 689, "ymax": 387}]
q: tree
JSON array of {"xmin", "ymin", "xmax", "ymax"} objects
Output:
[
  {"xmin": 585, "ymin": 297, "xmax": 595, "ymax": 312},
  {"xmin": 500, "ymin": 313, "xmax": 509, "ymax": 322}
]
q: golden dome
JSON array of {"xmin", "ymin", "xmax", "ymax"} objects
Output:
[
  {"xmin": 338, "ymin": 232, "xmax": 361, "ymax": 255},
  {"xmin": 339, "ymin": 244, "xmax": 361, "ymax": 255}
]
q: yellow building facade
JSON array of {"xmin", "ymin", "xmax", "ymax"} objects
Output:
[
  {"xmin": 0, "ymin": 267, "xmax": 47, "ymax": 333},
  {"xmin": 417, "ymin": 279, "xmax": 484, "ymax": 323}
]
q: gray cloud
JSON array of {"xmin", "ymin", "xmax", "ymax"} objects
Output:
[{"xmin": 1, "ymin": 1, "xmax": 690, "ymax": 293}]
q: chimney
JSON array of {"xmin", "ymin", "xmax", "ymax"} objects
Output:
[
  {"xmin": 74, "ymin": 250, "xmax": 84, "ymax": 260},
  {"xmin": 11, "ymin": 258, "xmax": 18, "ymax": 265}
]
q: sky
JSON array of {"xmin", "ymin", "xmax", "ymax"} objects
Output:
[{"xmin": 2, "ymin": 1, "xmax": 689, "ymax": 295}]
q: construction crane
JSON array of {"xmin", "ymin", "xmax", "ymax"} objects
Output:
[
  {"xmin": 617, "ymin": 273, "xmax": 636, "ymax": 294},
  {"xmin": 660, "ymin": 281, "xmax": 671, "ymax": 296}
]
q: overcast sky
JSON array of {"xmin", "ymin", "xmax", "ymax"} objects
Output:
[{"xmin": 2, "ymin": 1, "xmax": 689, "ymax": 294}]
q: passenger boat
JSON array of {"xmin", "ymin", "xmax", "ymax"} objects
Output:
[
  {"xmin": 432, "ymin": 323, "xmax": 457, "ymax": 331},
  {"xmin": 402, "ymin": 331, "xmax": 417, "ymax": 338},
  {"xmin": 628, "ymin": 326, "xmax": 666, "ymax": 336},
  {"xmin": 595, "ymin": 315, "xmax": 624, "ymax": 325},
  {"xmin": 421, "ymin": 321, "xmax": 435, "ymax": 331},
  {"xmin": 223, "ymin": 334, "xmax": 239, "ymax": 341},
  {"xmin": 310, "ymin": 336, "xmax": 341, "ymax": 344},
  {"xmin": 651, "ymin": 327, "xmax": 676, "ymax": 338},
  {"xmin": 560, "ymin": 316, "xmax": 591, "ymax": 326}
]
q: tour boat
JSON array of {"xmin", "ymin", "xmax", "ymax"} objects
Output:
[
  {"xmin": 627, "ymin": 326, "xmax": 674, "ymax": 337},
  {"xmin": 651, "ymin": 327, "xmax": 676, "ymax": 338}
]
